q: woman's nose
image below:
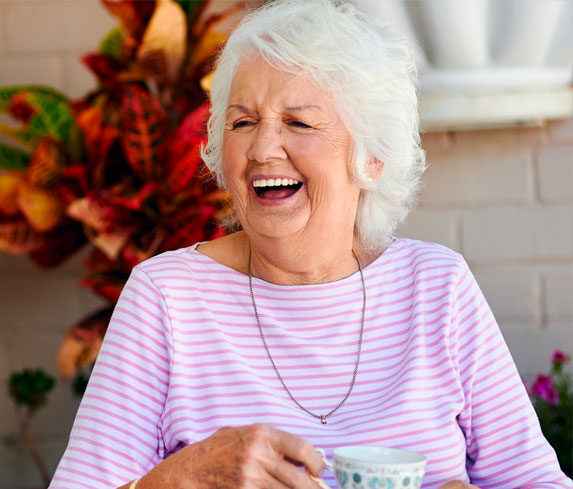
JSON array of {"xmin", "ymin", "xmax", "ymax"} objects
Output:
[{"xmin": 247, "ymin": 121, "xmax": 287, "ymax": 163}]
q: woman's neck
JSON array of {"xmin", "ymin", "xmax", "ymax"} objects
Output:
[{"xmin": 239, "ymin": 231, "xmax": 371, "ymax": 285}]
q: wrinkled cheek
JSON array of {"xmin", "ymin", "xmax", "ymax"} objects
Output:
[
  {"xmin": 306, "ymin": 180, "xmax": 335, "ymax": 211},
  {"xmin": 224, "ymin": 180, "xmax": 248, "ymax": 217}
]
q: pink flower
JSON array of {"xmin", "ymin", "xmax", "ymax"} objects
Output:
[
  {"xmin": 552, "ymin": 350, "xmax": 570, "ymax": 366},
  {"xmin": 532, "ymin": 374, "xmax": 559, "ymax": 405}
]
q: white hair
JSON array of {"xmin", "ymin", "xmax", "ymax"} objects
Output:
[{"xmin": 201, "ymin": 0, "xmax": 426, "ymax": 251}]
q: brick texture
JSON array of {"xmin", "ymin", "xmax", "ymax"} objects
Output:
[
  {"xmin": 537, "ymin": 146, "xmax": 573, "ymax": 202},
  {"xmin": 0, "ymin": 5, "xmax": 5, "ymax": 54},
  {"xmin": 544, "ymin": 265, "xmax": 573, "ymax": 319},
  {"xmin": 0, "ymin": 56, "xmax": 64, "ymax": 90},
  {"xmin": 4, "ymin": 1, "xmax": 115, "ymax": 53},
  {"xmin": 422, "ymin": 145, "xmax": 534, "ymax": 206},
  {"xmin": 462, "ymin": 206, "xmax": 573, "ymax": 262},
  {"xmin": 502, "ymin": 323, "xmax": 573, "ymax": 380},
  {"xmin": 396, "ymin": 209, "xmax": 460, "ymax": 251},
  {"xmin": 63, "ymin": 53, "xmax": 98, "ymax": 99},
  {"xmin": 473, "ymin": 267, "xmax": 540, "ymax": 323},
  {"xmin": 548, "ymin": 114, "xmax": 573, "ymax": 144}
]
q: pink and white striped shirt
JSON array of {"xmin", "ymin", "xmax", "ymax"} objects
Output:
[{"xmin": 49, "ymin": 238, "xmax": 572, "ymax": 489}]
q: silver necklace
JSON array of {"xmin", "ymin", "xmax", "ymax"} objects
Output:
[{"xmin": 247, "ymin": 249, "xmax": 366, "ymax": 424}]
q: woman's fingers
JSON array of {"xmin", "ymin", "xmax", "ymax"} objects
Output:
[
  {"xmin": 264, "ymin": 424, "xmax": 324, "ymax": 477},
  {"xmin": 437, "ymin": 481, "xmax": 480, "ymax": 489},
  {"xmin": 139, "ymin": 423, "xmax": 322, "ymax": 489},
  {"xmin": 264, "ymin": 451, "xmax": 327, "ymax": 489}
]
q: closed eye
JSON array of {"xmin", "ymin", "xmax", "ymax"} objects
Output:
[
  {"xmin": 287, "ymin": 120, "xmax": 311, "ymax": 129},
  {"xmin": 232, "ymin": 120, "xmax": 254, "ymax": 129}
]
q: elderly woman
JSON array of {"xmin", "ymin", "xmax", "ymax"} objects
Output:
[{"xmin": 49, "ymin": 1, "xmax": 572, "ymax": 489}]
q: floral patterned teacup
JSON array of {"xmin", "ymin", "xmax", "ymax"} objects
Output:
[{"xmin": 331, "ymin": 446, "xmax": 427, "ymax": 489}]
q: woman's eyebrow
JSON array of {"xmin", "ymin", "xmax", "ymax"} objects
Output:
[
  {"xmin": 285, "ymin": 105, "xmax": 321, "ymax": 112},
  {"xmin": 226, "ymin": 103, "xmax": 249, "ymax": 113},
  {"xmin": 225, "ymin": 103, "xmax": 322, "ymax": 114}
]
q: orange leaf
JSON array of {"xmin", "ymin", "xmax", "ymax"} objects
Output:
[
  {"xmin": 27, "ymin": 138, "xmax": 66, "ymax": 187},
  {"xmin": 188, "ymin": 31, "xmax": 226, "ymax": 73},
  {"xmin": 0, "ymin": 170, "xmax": 25, "ymax": 215},
  {"xmin": 101, "ymin": 0, "xmax": 156, "ymax": 44},
  {"xmin": 200, "ymin": 71, "xmax": 213, "ymax": 93},
  {"xmin": 17, "ymin": 181, "xmax": 65, "ymax": 232},
  {"xmin": 56, "ymin": 307, "xmax": 113, "ymax": 379},
  {"xmin": 76, "ymin": 105, "xmax": 103, "ymax": 152},
  {"xmin": 137, "ymin": 0, "xmax": 187, "ymax": 83},
  {"xmin": 188, "ymin": 3, "xmax": 244, "ymax": 72}
]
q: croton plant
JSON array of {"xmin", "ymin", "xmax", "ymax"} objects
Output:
[{"xmin": 0, "ymin": 0, "xmax": 239, "ymax": 388}]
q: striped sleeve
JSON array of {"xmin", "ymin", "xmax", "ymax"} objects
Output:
[
  {"xmin": 49, "ymin": 267, "xmax": 173, "ymax": 489},
  {"xmin": 451, "ymin": 257, "xmax": 573, "ymax": 489}
]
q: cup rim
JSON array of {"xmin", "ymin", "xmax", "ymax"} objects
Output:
[{"xmin": 333, "ymin": 446, "xmax": 427, "ymax": 467}]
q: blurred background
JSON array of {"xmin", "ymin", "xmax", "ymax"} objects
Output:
[{"xmin": 0, "ymin": 0, "xmax": 572, "ymax": 487}]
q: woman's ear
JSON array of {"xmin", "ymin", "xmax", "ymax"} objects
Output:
[{"xmin": 366, "ymin": 157, "xmax": 384, "ymax": 181}]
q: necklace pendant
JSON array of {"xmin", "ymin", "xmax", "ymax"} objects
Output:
[{"xmin": 321, "ymin": 416, "xmax": 327, "ymax": 424}]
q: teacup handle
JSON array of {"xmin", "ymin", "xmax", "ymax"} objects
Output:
[{"xmin": 315, "ymin": 448, "xmax": 334, "ymax": 471}]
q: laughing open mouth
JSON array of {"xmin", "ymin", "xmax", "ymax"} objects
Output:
[{"xmin": 253, "ymin": 178, "xmax": 303, "ymax": 199}]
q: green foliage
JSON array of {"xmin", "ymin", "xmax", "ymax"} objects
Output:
[
  {"xmin": 24, "ymin": 93, "xmax": 76, "ymax": 144},
  {"xmin": 8, "ymin": 368, "xmax": 56, "ymax": 411},
  {"xmin": 72, "ymin": 371, "xmax": 90, "ymax": 397},
  {"xmin": 530, "ymin": 351, "xmax": 573, "ymax": 476},
  {"xmin": 0, "ymin": 143, "xmax": 30, "ymax": 170},
  {"xmin": 0, "ymin": 123, "xmax": 45, "ymax": 149},
  {"xmin": 174, "ymin": 0, "xmax": 202, "ymax": 18},
  {"xmin": 99, "ymin": 26, "xmax": 125, "ymax": 60}
]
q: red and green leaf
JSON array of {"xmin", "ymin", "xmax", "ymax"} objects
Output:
[
  {"xmin": 120, "ymin": 85, "xmax": 167, "ymax": 181},
  {"xmin": 82, "ymin": 53, "xmax": 126, "ymax": 94},
  {"xmin": 7, "ymin": 92, "xmax": 36, "ymax": 123},
  {"xmin": 0, "ymin": 123, "xmax": 45, "ymax": 149},
  {"xmin": 0, "ymin": 86, "xmax": 68, "ymax": 113},
  {"xmin": 22, "ymin": 92, "xmax": 76, "ymax": 144}
]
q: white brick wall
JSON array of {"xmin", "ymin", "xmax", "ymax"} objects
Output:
[
  {"xmin": 0, "ymin": 2, "xmax": 572, "ymax": 488},
  {"xmin": 398, "ymin": 121, "xmax": 573, "ymax": 386},
  {"xmin": 537, "ymin": 146, "xmax": 573, "ymax": 202}
]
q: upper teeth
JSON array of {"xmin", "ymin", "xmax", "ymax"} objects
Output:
[{"xmin": 253, "ymin": 178, "xmax": 300, "ymax": 188}]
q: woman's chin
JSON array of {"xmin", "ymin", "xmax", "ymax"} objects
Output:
[{"xmin": 242, "ymin": 209, "xmax": 311, "ymax": 242}]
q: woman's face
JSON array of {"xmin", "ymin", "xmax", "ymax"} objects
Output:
[{"xmin": 221, "ymin": 55, "xmax": 361, "ymax": 247}]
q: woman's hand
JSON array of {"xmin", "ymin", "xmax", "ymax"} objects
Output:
[
  {"xmin": 438, "ymin": 482, "xmax": 480, "ymax": 489},
  {"xmin": 136, "ymin": 423, "xmax": 324, "ymax": 489}
]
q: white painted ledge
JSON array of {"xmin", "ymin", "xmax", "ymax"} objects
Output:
[
  {"xmin": 357, "ymin": 0, "xmax": 573, "ymax": 131},
  {"xmin": 420, "ymin": 86, "xmax": 573, "ymax": 131}
]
